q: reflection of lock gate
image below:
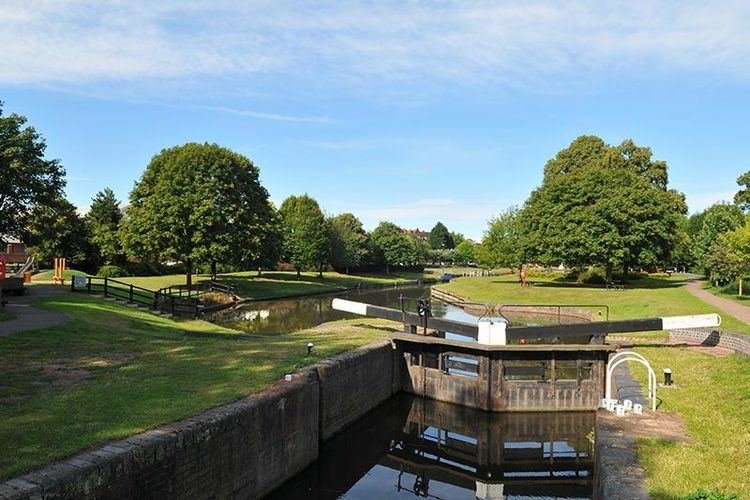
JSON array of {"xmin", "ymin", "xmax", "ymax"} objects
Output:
[{"xmin": 332, "ymin": 298, "xmax": 719, "ymax": 412}]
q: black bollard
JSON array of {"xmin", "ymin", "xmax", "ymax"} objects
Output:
[
  {"xmin": 307, "ymin": 342, "xmax": 314, "ymax": 356},
  {"xmin": 664, "ymin": 368, "xmax": 672, "ymax": 386}
]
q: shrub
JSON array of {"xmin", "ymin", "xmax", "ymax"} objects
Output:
[
  {"xmin": 576, "ymin": 268, "xmax": 606, "ymax": 285},
  {"xmin": 683, "ymin": 488, "xmax": 738, "ymax": 500},
  {"xmin": 96, "ymin": 264, "xmax": 128, "ymax": 278}
]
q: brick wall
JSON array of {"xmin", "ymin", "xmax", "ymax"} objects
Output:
[
  {"xmin": 669, "ymin": 328, "xmax": 750, "ymax": 355},
  {"xmin": 1, "ymin": 341, "xmax": 402, "ymax": 500}
]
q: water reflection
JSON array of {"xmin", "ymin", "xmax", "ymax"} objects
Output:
[
  {"xmin": 266, "ymin": 394, "xmax": 596, "ymax": 499},
  {"xmin": 209, "ymin": 285, "xmax": 478, "ymax": 335}
]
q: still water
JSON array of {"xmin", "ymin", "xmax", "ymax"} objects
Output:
[
  {"xmin": 266, "ymin": 394, "xmax": 596, "ymax": 499},
  {"xmin": 208, "ymin": 285, "xmax": 479, "ymax": 336}
]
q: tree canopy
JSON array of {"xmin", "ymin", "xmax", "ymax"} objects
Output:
[
  {"xmin": 428, "ymin": 222, "xmax": 454, "ymax": 249},
  {"xmin": 279, "ymin": 194, "xmax": 328, "ymax": 277},
  {"xmin": 521, "ymin": 135, "xmax": 685, "ymax": 281},
  {"xmin": 476, "ymin": 207, "xmax": 522, "ymax": 270},
  {"xmin": 328, "ymin": 213, "xmax": 368, "ymax": 274},
  {"xmin": 370, "ymin": 221, "xmax": 427, "ymax": 273},
  {"xmin": 86, "ymin": 188, "xmax": 123, "ymax": 267},
  {"xmin": 694, "ymin": 202, "xmax": 745, "ymax": 271},
  {"xmin": 734, "ymin": 170, "xmax": 750, "ymax": 212},
  {"xmin": 121, "ymin": 143, "xmax": 276, "ymax": 285},
  {"xmin": 24, "ymin": 197, "xmax": 93, "ymax": 268},
  {"xmin": 0, "ymin": 102, "xmax": 65, "ymax": 239}
]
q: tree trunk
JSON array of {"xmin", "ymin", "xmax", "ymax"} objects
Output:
[
  {"xmin": 186, "ymin": 260, "xmax": 193, "ymax": 288},
  {"xmin": 210, "ymin": 261, "xmax": 217, "ymax": 281},
  {"xmin": 257, "ymin": 267, "xmax": 262, "ymax": 276},
  {"xmin": 318, "ymin": 262, "xmax": 323, "ymax": 278},
  {"xmin": 740, "ymin": 277, "xmax": 743, "ymax": 296},
  {"xmin": 605, "ymin": 262, "xmax": 613, "ymax": 285},
  {"xmin": 386, "ymin": 263, "xmax": 390, "ymax": 275},
  {"xmin": 345, "ymin": 265, "xmax": 350, "ymax": 275},
  {"xmin": 296, "ymin": 268, "xmax": 301, "ymax": 279}
]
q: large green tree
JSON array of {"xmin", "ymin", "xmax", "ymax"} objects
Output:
[
  {"xmin": 24, "ymin": 197, "xmax": 94, "ymax": 269},
  {"xmin": 476, "ymin": 207, "xmax": 522, "ymax": 270},
  {"xmin": 693, "ymin": 202, "xmax": 745, "ymax": 271},
  {"xmin": 455, "ymin": 239, "xmax": 477, "ymax": 264},
  {"xmin": 279, "ymin": 194, "xmax": 329, "ymax": 278},
  {"xmin": 734, "ymin": 171, "xmax": 750, "ymax": 212},
  {"xmin": 0, "ymin": 102, "xmax": 65, "ymax": 238},
  {"xmin": 86, "ymin": 188, "xmax": 123, "ymax": 267},
  {"xmin": 370, "ymin": 222, "xmax": 411, "ymax": 274},
  {"xmin": 428, "ymin": 221, "xmax": 454, "ymax": 249},
  {"xmin": 121, "ymin": 143, "xmax": 276, "ymax": 286},
  {"xmin": 521, "ymin": 136, "xmax": 686, "ymax": 282},
  {"xmin": 328, "ymin": 213, "xmax": 368, "ymax": 274}
]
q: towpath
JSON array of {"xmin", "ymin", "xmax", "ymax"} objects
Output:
[
  {"xmin": 0, "ymin": 285, "xmax": 70, "ymax": 337},
  {"xmin": 684, "ymin": 276, "xmax": 750, "ymax": 325}
]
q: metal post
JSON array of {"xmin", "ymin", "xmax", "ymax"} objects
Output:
[
  {"xmin": 87, "ymin": 277, "xmax": 91, "ymax": 294},
  {"xmin": 104, "ymin": 277, "xmax": 108, "ymax": 297},
  {"xmin": 129, "ymin": 284, "xmax": 134, "ymax": 303}
]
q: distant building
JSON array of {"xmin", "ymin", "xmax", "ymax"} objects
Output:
[
  {"xmin": 402, "ymin": 228, "xmax": 430, "ymax": 241},
  {"xmin": 0, "ymin": 236, "xmax": 29, "ymax": 264}
]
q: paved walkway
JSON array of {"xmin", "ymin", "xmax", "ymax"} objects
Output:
[
  {"xmin": 0, "ymin": 285, "xmax": 70, "ymax": 337},
  {"xmin": 685, "ymin": 276, "xmax": 750, "ymax": 325}
]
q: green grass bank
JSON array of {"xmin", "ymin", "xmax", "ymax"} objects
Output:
[{"xmin": 0, "ymin": 293, "xmax": 394, "ymax": 479}]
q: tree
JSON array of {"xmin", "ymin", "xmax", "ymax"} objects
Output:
[
  {"xmin": 428, "ymin": 222, "xmax": 454, "ymax": 249},
  {"xmin": 86, "ymin": 188, "xmax": 123, "ymax": 267},
  {"xmin": 706, "ymin": 223, "xmax": 750, "ymax": 294},
  {"xmin": 734, "ymin": 171, "xmax": 750, "ymax": 212},
  {"xmin": 328, "ymin": 213, "xmax": 368, "ymax": 274},
  {"xmin": 370, "ymin": 222, "xmax": 410, "ymax": 274},
  {"xmin": 521, "ymin": 136, "xmax": 686, "ymax": 282},
  {"xmin": 476, "ymin": 208, "xmax": 522, "ymax": 270},
  {"xmin": 121, "ymin": 143, "xmax": 276, "ymax": 286},
  {"xmin": 450, "ymin": 231, "xmax": 465, "ymax": 247},
  {"xmin": 248, "ymin": 203, "xmax": 283, "ymax": 276},
  {"xmin": 279, "ymin": 194, "xmax": 329, "ymax": 278},
  {"xmin": 24, "ymin": 197, "xmax": 94, "ymax": 269},
  {"xmin": 0, "ymin": 102, "xmax": 66, "ymax": 238},
  {"xmin": 455, "ymin": 239, "xmax": 477, "ymax": 264},
  {"xmin": 694, "ymin": 203, "xmax": 745, "ymax": 271}
]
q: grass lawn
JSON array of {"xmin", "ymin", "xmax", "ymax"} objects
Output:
[
  {"xmin": 630, "ymin": 347, "xmax": 750, "ymax": 498},
  {"xmin": 33, "ymin": 268, "xmax": 88, "ymax": 283},
  {"xmin": 118, "ymin": 270, "xmax": 432, "ymax": 300},
  {"xmin": 0, "ymin": 310, "xmax": 14, "ymax": 322},
  {"xmin": 0, "ymin": 294, "xmax": 394, "ymax": 479},
  {"xmin": 436, "ymin": 273, "xmax": 750, "ymax": 334}
]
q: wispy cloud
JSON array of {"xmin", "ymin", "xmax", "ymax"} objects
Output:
[
  {"xmin": 2, "ymin": 1, "xmax": 750, "ymax": 93},
  {"xmin": 199, "ymin": 105, "xmax": 328, "ymax": 123},
  {"xmin": 67, "ymin": 175, "xmax": 91, "ymax": 181}
]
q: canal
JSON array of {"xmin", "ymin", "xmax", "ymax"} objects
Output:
[
  {"xmin": 267, "ymin": 393, "xmax": 596, "ymax": 499},
  {"xmin": 207, "ymin": 284, "xmax": 480, "ymax": 336}
]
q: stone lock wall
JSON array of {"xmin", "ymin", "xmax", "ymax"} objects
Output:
[
  {"xmin": 669, "ymin": 328, "xmax": 750, "ymax": 355},
  {"xmin": 1, "ymin": 340, "xmax": 403, "ymax": 500}
]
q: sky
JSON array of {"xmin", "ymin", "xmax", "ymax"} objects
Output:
[{"xmin": 2, "ymin": 1, "xmax": 749, "ymax": 240}]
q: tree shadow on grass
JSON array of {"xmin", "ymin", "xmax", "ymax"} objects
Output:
[{"xmin": 528, "ymin": 276, "xmax": 689, "ymax": 290}]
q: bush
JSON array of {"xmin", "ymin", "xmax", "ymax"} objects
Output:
[
  {"xmin": 96, "ymin": 265, "xmax": 128, "ymax": 278},
  {"xmin": 576, "ymin": 268, "xmax": 606, "ymax": 285},
  {"xmin": 683, "ymin": 488, "xmax": 738, "ymax": 500}
]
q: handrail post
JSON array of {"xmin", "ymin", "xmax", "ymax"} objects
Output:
[{"xmin": 129, "ymin": 284, "xmax": 134, "ymax": 303}]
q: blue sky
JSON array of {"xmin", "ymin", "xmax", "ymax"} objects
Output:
[{"xmin": 2, "ymin": 1, "xmax": 749, "ymax": 240}]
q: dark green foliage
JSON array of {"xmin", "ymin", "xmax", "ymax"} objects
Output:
[
  {"xmin": 428, "ymin": 221, "xmax": 454, "ymax": 249},
  {"xmin": 328, "ymin": 213, "xmax": 368, "ymax": 274},
  {"xmin": 121, "ymin": 143, "xmax": 276, "ymax": 286},
  {"xmin": 521, "ymin": 135, "xmax": 686, "ymax": 281},
  {"xmin": 24, "ymin": 197, "xmax": 95, "ymax": 270},
  {"xmin": 0, "ymin": 102, "xmax": 66, "ymax": 238},
  {"xmin": 733, "ymin": 170, "xmax": 750, "ymax": 212},
  {"xmin": 683, "ymin": 488, "xmax": 738, "ymax": 500},
  {"xmin": 86, "ymin": 188, "xmax": 123, "ymax": 266},
  {"xmin": 279, "ymin": 194, "xmax": 328, "ymax": 277},
  {"xmin": 454, "ymin": 239, "xmax": 476, "ymax": 264},
  {"xmin": 96, "ymin": 264, "xmax": 128, "ymax": 278},
  {"xmin": 370, "ymin": 221, "xmax": 426, "ymax": 273}
]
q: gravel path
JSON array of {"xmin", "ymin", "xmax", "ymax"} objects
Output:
[
  {"xmin": 685, "ymin": 276, "xmax": 750, "ymax": 325},
  {"xmin": 0, "ymin": 285, "xmax": 70, "ymax": 337}
]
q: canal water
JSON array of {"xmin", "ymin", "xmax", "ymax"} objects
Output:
[
  {"xmin": 266, "ymin": 394, "xmax": 596, "ymax": 499},
  {"xmin": 208, "ymin": 284, "xmax": 481, "ymax": 336}
]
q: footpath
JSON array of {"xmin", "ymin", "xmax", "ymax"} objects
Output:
[{"xmin": 0, "ymin": 285, "xmax": 70, "ymax": 337}]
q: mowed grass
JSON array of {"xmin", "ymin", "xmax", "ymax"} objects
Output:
[
  {"xmin": 33, "ymin": 268, "xmax": 88, "ymax": 282},
  {"xmin": 437, "ymin": 273, "xmax": 750, "ymax": 334},
  {"xmin": 118, "ymin": 270, "xmax": 432, "ymax": 300},
  {"xmin": 0, "ymin": 294, "xmax": 394, "ymax": 479},
  {"xmin": 630, "ymin": 347, "xmax": 750, "ymax": 498},
  {"xmin": 0, "ymin": 310, "xmax": 14, "ymax": 322}
]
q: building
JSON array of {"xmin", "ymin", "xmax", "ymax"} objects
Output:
[
  {"xmin": 401, "ymin": 228, "xmax": 429, "ymax": 241},
  {"xmin": 0, "ymin": 236, "xmax": 29, "ymax": 264}
]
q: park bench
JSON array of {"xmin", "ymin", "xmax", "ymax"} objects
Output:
[{"xmin": 605, "ymin": 283, "xmax": 626, "ymax": 291}]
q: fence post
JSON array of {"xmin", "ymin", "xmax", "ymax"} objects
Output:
[
  {"xmin": 129, "ymin": 284, "xmax": 134, "ymax": 303},
  {"xmin": 70, "ymin": 279, "xmax": 75, "ymax": 292},
  {"xmin": 154, "ymin": 291, "xmax": 159, "ymax": 310},
  {"xmin": 87, "ymin": 277, "xmax": 91, "ymax": 294},
  {"xmin": 104, "ymin": 277, "xmax": 108, "ymax": 297}
]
